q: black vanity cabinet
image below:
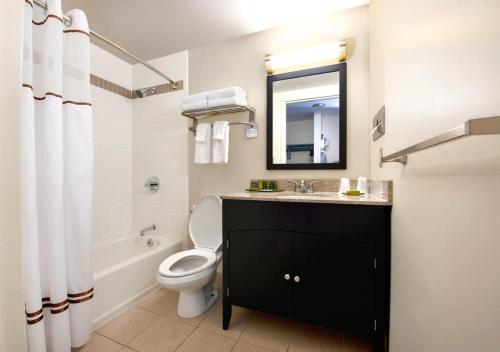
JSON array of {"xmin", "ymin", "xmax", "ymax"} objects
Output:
[{"xmin": 222, "ymin": 199, "xmax": 391, "ymax": 352}]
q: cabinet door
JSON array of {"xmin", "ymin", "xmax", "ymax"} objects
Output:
[
  {"xmin": 294, "ymin": 233, "xmax": 374, "ymax": 337},
  {"xmin": 228, "ymin": 230, "xmax": 293, "ymax": 317}
]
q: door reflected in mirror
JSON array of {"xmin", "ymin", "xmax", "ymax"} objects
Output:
[{"xmin": 267, "ymin": 64, "xmax": 346, "ymax": 170}]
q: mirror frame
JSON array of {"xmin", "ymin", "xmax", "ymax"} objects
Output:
[{"xmin": 266, "ymin": 63, "xmax": 347, "ymax": 170}]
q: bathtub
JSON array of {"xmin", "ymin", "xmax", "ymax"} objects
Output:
[{"xmin": 91, "ymin": 235, "xmax": 182, "ymax": 328}]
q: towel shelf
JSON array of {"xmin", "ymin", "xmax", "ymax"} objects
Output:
[
  {"xmin": 379, "ymin": 115, "xmax": 500, "ymax": 167},
  {"xmin": 182, "ymin": 104, "xmax": 256, "ymax": 134}
]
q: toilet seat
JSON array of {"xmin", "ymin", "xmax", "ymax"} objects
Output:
[{"xmin": 158, "ymin": 249, "xmax": 216, "ymax": 278}]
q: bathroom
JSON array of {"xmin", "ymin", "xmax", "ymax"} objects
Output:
[{"xmin": 1, "ymin": 0, "xmax": 500, "ymax": 351}]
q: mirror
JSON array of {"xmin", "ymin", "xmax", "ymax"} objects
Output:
[{"xmin": 266, "ymin": 64, "xmax": 346, "ymax": 169}]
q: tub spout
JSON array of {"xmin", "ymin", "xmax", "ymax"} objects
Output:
[{"xmin": 140, "ymin": 224, "xmax": 156, "ymax": 237}]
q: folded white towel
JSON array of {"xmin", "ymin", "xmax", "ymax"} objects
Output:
[
  {"xmin": 207, "ymin": 96, "xmax": 248, "ymax": 108},
  {"xmin": 194, "ymin": 123, "xmax": 211, "ymax": 164},
  {"xmin": 182, "ymin": 92, "xmax": 208, "ymax": 104},
  {"xmin": 212, "ymin": 121, "xmax": 230, "ymax": 164},
  {"xmin": 182, "ymin": 100, "xmax": 208, "ymax": 111},
  {"xmin": 206, "ymin": 87, "xmax": 246, "ymax": 100}
]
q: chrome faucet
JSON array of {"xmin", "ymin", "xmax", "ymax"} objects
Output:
[
  {"xmin": 140, "ymin": 224, "xmax": 156, "ymax": 237},
  {"xmin": 287, "ymin": 180, "xmax": 322, "ymax": 193},
  {"xmin": 287, "ymin": 180, "xmax": 308, "ymax": 193}
]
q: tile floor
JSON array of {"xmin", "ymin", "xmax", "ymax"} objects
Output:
[{"xmin": 74, "ymin": 275, "xmax": 371, "ymax": 352}]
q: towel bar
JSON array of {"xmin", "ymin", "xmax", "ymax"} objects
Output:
[
  {"xmin": 188, "ymin": 121, "xmax": 255, "ymax": 133},
  {"xmin": 182, "ymin": 104, "xmax": 256, "ymax": 135},
  {"xmin": 379, "ymin": 115, "xmax": 500, "ymax": 166}
]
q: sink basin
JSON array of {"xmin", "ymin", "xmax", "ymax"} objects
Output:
[{"xmin": 276, "ymin": 192, "xmax": 338, "ymax": 198}]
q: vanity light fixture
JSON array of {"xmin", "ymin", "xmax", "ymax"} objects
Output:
[{"xmin": 265, "ymin": 40, "xmax": 347, "ymax": 75}]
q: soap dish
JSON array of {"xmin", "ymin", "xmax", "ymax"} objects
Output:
[{"xmin": 342, "ymin": 190, "xmax": 365, "ymax": 196}]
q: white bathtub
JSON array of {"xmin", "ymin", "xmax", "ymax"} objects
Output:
[{"xmin": 91, "ymin": 235, "xmax": 182, "ymax": 327}]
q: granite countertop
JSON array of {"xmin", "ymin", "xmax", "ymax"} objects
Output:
[{"xmin": 220, "ymin": 191, "xmax": 392, "ymax": 206}]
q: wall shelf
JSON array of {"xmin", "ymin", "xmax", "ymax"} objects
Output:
[{"xmin": 182, "ymin": 104, "xmax": 256, "ymax": 134}]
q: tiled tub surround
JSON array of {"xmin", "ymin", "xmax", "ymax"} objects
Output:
[
  {"xmin": 222, "ymin": 179, "xmax": 392, "ymax": 206},
  {"xmin": 90, "ymin": 73, "xmax": 183, "ymax": 99},
  {"xmin": 82, "ymin": 275, "xmax": 370, "ymax": 352}
]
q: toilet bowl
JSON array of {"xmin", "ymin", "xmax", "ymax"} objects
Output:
[{"xmin": 157, "ymin": 195, "xmax": 222, "ymax": 318}]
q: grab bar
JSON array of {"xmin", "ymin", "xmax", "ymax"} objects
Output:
[{"xmin": 379, "ymin": 115, "xmax": 500, "ymax": 167}]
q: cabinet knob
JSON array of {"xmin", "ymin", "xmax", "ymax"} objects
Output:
[
  {"xmin": 284, "ymin": 273, "xmax": 290, "ymax": 280},
  {"xmin": 294, "ymin": 275, "xmax": 300, "ymax": 283}
]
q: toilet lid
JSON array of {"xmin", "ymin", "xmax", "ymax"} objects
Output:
[{"xmin": 189, "ymin": 195, "xmax": 222, "ymax": 250}]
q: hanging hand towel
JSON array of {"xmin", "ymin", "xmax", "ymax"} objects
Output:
[
  {"xmin": 194, "ymin": 123, "xmax": 211, "ymax": 164},
  {"xmin": 212, "ymin": 121, "xmax": 230, "ymax": 164},
  {"xmin": 206, "ymin": 87, "xmax": 247, "ymax": 100},
  {"xmin": 207, "ymin": 96, "xmax": 248, "ymax": 108}
]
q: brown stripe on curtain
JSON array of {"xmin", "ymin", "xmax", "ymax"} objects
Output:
[
  {"xmin": 63, "ymin": 100, "xmax": 92, "ymax": 106},
  {"xmin": 27, "ymin": 315, "xmax": 44, "ymax": 325},
  {"xmin": 34, "ymin": 92, "xmax": 63, "ymax": 100},
  {"xmin": 51, "ymin": 305, "xmax": 69, "ymax": 314},
  {"xmin": 67, "ymin": 287, "xmax": 94, "ymax": 298},
  {"xmin": 63, "ymin": 29, "xmax": 90, "ymax": 37},
  {"xmin": 32, "ymin": 14, "xmax": 64, "ymax": 26},
  {"xmin": 68, "ymin": 294, "xmax": 94, "ymax": 304},
  {"xmin": 23, "ymin": 84, "xmax": 92, "ymax": 106},
  {"xmin": 25, "ymin": 307, "xmax": 43, "ymax": 318}
]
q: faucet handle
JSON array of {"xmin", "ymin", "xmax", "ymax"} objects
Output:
[
  {"xmin": 287, "ymin": 180, "xmax": 299, "ymax": 192},
  {"xmin": 307, "ymin": 180, "xmax": 322, "ymax": 193}
]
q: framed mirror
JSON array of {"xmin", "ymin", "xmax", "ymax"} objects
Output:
[{"xmin": 266, "ymin": 63, "xmax": 346, "ymax": 170}]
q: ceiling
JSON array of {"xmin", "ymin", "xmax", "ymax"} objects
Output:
[{"xmin": 62, "ymin": 0, "xmax": 368, "ymax": 63}]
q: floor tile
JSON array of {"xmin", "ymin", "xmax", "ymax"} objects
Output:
[
  {"xmin": 239, "ymin": 312, "xmax": 293, "ymax": 352},
  {"xmin": 127, "ymin": 317, "xmax": 195, "ymax": 352},
  {"xmin": 288, "ymin": 324, "xmax": 342, "ymax": 352},
  {"xmin": 344, "ymin": 334, "xmax": 372, "ymax": 352},
  {"xmin": 71, "ymin": 333, "xmax": 123, "ymax": 352},
  {"xmin": 199, "ymin": 299, "xmax": 253, "ymax": 339},
  {"xmin": 136, "ymin": 288, "xmax": 178, "ymax": 315},
  {"xmin": 176, "ymin": 328, "xmax": 236, "ymax": 352},
  {"xmin": 215, "ymin": 273, "xmax": 222, "ymax": 289},
  {"xmin": 118, "ymin": 348, "xmax": 136, "ymax": 352},
  {"xmin": 97, "ymin": 307, "xmax": 160, "ymax": 345},
  {"xmin": 232, "ymin": 341, "xmax": 274, "ymax": 352}
]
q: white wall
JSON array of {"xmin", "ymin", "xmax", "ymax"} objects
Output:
[
  {"xmin": 0, "ymin": 1, "xmax": 27, "ymax": 350},
  {"xmin": 287, "ymin": 118, "xmax": 314, "ymax": 164},
  {"xmin": 132, "ymin": 51, "xmax": 189, "ymax": 242},
  {"xmin": 370, "ymin": 1, "xmax": 500, "ymax": 351},
  {"xmin": 321, "ymin": 111, "xmax": 340, "ymax": 163},
  {"xmin": 188, "ymin": 6, "xmax": 370, "ymax": 205},
  {"xmin": 90, "ymin": 44, "xmax": 134, "ymax": 243}
]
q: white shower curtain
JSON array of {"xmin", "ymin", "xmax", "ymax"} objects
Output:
[{"xmin": 21, "ymin": 0, "xmax": 93, "ymax": 350}]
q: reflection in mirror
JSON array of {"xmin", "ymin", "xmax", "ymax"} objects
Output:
[{"xmin": 267, "ymin": 64, "xmax": 346, "ymax": 169}]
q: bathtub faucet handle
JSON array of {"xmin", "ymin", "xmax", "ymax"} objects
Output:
[{"xmin": 140, "ymin": 224, "xmax": 156, "ymax": 237}]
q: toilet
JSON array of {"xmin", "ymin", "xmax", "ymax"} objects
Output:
[{"xmin": 157, "ymin": 195, "xmax": 222, "ymax": 318}]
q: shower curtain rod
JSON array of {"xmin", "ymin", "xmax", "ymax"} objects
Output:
[{"xmin": 33, "ymin": 0, "xmax": 178, "ymax": 88}]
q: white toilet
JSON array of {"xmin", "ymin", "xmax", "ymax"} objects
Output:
[{"xmin": 157, "ymin": 195, "xmax": 222, "ymax": 318}]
